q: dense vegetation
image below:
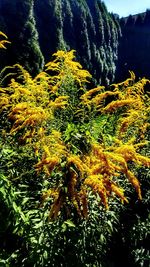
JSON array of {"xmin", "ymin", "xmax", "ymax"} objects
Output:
[{"xmin": 0, "ymin": 33, "xmax": 150, "ymax": 267}]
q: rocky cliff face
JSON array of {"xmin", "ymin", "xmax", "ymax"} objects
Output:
[{"xmin": 0, "ymin": 0, "xmax": 120, "ymax": 85}]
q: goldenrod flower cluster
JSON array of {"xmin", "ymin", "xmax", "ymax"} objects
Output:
[{"xmin": 0, "ymin": 37, "xmax": 149, "ymax": 220}]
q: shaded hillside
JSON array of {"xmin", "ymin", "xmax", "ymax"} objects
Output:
[
  {"xmin": 0, "ymin": 0, "xmax": 44, "ymax": 76},
  {"xmin": 0, "ymin": 0, "xmax": 120, "ymax": 84},
  {"xmin": 116, "ymin": 9, "xmax": 150, "ymax": 81},
  {"xmin": 34, "ymin": 0, "xmax": 120, "ymax": 84}
]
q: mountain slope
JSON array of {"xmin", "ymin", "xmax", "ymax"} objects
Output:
[
  {"xmin": 0, "ymin": 0, "xmax": 44, "ymax": 75},
  {"xmin": 0, "ymin": 0, "xmax": 120, "ymax": 84},
  {"xmin": 116, "ymin": 10, "xmax": 150, "ymax": 81},
  {"xmin": 34, "ymin": 0, "xmax": 120, "ymax": 84}
]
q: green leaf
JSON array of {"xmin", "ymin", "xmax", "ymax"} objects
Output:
[
  {"xmin": 33, "ymin": 221, "xmax": 43, "ymax": 229},
  {"xmin": 12, "ymin": 201, "xmax": 18, "ymax": 212},
  {"xmin": 39, "ymin": 232, "xmax": 44, "ymax": 244},
  {"xmin": 100, "ymin": 233, "xmax": 106, "ymax": 243},
  {"xmin": 64, "ymin": 220, "xmax": 76, "ymax": 227},
  {"xmin": 107, "ymin": 220, "xmax": 113, "ymax": 232}
]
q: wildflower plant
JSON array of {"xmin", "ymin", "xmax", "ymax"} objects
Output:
[
  {"xmin": 0, "ymin": 32, "xmax": 11, "ymax": 49},
  {"xmin": 0, "ymin": 40, "xmax": 150, "ymax": 222}
]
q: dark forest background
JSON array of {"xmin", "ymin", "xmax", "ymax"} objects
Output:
[{"xmin": 0, "ymin": 0, "xmax": 150, "ymax": 85}]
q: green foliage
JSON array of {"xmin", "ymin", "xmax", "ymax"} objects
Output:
[{"xmin": 131, "ymin": 216, "xmax": 150, "ymax": 267}]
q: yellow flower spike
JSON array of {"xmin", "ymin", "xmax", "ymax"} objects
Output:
[
  {"xmin": 34, "ymin": 147, "xmax": 39, "ymax": 157},
  {"xmin": 48, "ymin": 96, "xmax": 69, "ymax": 109},
  {"xmin": 115, "ymin": 144, "xmax": 138, "ymax": 163},
  {"xmin": 9, "ymin": 102, "xmax": 28, "ymax": 114},
  {"xmin": 0, "ymin": 96, "xmax": 9, "ymax": 111},
  {"xmin": 43, "ymin": 145, "xmax": 51, "ymax": 158},
  {"xmin": 0, "ymin": 32, "xmax": 11, "ymax": 49},
  {"xmin": 0, "ymin": 31, "xmax": 9, "ymax": 39},
  {"xmin": 118, "ymin": 110, "xmax": 140, "ymax": 134},
  {"xmin": 81, "ymin": 86, "xmax": 105, "ymax": 101},
  {"xmin": 45, "ymin": 61, "xmax": 61, "ymax": 72},
  {"xmin": 90, "ymin": 163, "xmax": 103, "ymax": 175},
  {"xmin": 54, "ymin": 96, "xmax": 69, "ymax": 102},
  {"xmin": 67, "ymin": 155, "xmax": 86, "ymax": 174},
  {"xmin": 34, "ymin": 156, "xmax": 59, "ymax": 176},
  {"xmin": 37, "ymin": 127, "xmax": 45, "ymax": 137},
  {"xmin": 84, "ymin": 175, "xmax": 109, "ymax": 209},
  {"xmin": 93, "ymin": 91, "xmax": 119, "ymax": 105},
  {"xmin": 109, "ymin": 183, "xmax": 128, "ymax": 203},
  {"xmin": 105, "ymin": 152, "xmax": 128, "ymax": 176},
  {"xmin": 51, "ymin": 130, "xmax": 62, "ymax": 139},
  {"xmin": 21, "ymin": 128, "xmax": 35, "ymax": 142},
  {"xmin": 53, "ymin": 50, "xmax": 67, "ymax": 59},
  {"xmin": 136, "ymin": 155, "xmax": 150, "ymax": 167},
  {"xmin": 42, "ymin": 188, "xmax": 59, "ymax": 202},
  {"xmin": 102, "ymin": 99, "xmax": 138, "ymax": 113},
  {"xmin": 46, "ymin": 50, "xmax": 91, "ymax": 88}
]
